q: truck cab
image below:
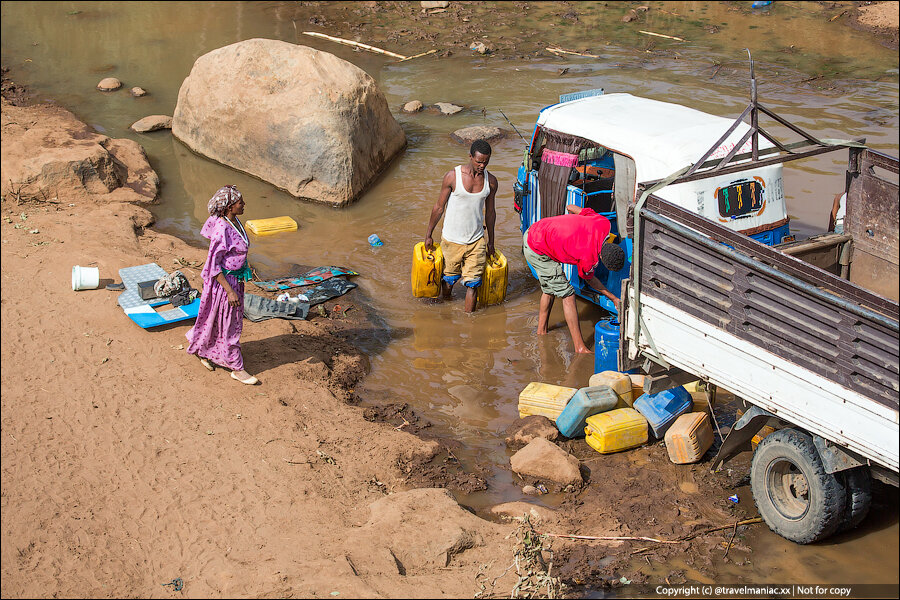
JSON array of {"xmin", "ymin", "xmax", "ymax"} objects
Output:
[{"xmin": 515, "ymin": 92, "xmax": 792, "ymax": 313}]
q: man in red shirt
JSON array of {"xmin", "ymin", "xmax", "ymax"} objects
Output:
[{"xmin": 523, "ymin": 204, "xmax": 626, "ymax": 353}]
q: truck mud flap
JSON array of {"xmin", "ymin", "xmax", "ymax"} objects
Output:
[{"xmin": 711, "ymin": 406, "xmax": 779, "ymax": 471}]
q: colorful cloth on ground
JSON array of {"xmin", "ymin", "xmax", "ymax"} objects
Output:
[
  {"xmin": 525, "ymin": 207, "xmax": 611, "ymax": 280},
  {"xmin": 207, "ymin": 184, "xmax": 242, "ymax": 217},
  {"xmin": 186, "ymin": 215, "xmax": 250, "ymax": 370},
  {"xmin": 251, "ymin": 266, "xmax": 359, "ymax": 291},
  {"xmin": 154, "ymin": 270, "xmax": 190, "ymax": 297}
]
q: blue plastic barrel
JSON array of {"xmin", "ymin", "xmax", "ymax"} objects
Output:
[
  {"xmin": 594, "ymin": 318, "xmax": 620, "ymax": 374},
  {"xmin": 633, "ymin": 386, "xmax": 692, "ymax": 438}
]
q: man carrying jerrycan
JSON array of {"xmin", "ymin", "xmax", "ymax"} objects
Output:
[
  {"xmin": 523, "ymin": 204, "xmax": 625, "ymax": 354},
  {"xmin": 424, "ymin": 140, "xmax": 498, "ymax": 313}
]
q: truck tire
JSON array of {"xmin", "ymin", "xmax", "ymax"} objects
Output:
[
  {"xmin": 838, "ymin": 467, "xmax": 872, "ymax": 533},
  {"xmin": 750, "ymin": 428, "xmax": 847, "ymax": 544}
]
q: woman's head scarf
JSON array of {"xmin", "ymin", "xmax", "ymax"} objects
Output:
[{"xmin": 207, "ymin": 185, "xmax": 242, "ymax": 217}]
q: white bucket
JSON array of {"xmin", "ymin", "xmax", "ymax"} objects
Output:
[{"xmin": 72, "ymin": 265, "xmax": 100, "ymax": 291}]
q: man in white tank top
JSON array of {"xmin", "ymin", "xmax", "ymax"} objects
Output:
[{"xmin": 424, "ymin": 140, "xmax": 498, "ymax": 312}]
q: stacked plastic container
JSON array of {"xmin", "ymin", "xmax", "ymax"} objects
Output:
[
  {"xmin": 518, "ymin": 382, "xmax": 577, "ymax": 420},
  {"xmin": 588, "ymin": 371, "xmax": 633, "ymax": 407},
  {"xmin": 664, "ymin": 412, "xmax": 715, "ymax": 464},
  {"xmin": 555, "ymin": 386, "xmax": 619, "ymax": 438},
  {"xmin": 632, "ymin": 386, "xmax": 692, "ymax": 438},
  {"xmin": 584, "ymin": 409, "xmax": 649, "ymax": 454}
]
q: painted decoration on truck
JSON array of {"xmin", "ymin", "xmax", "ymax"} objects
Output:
[{"xmin": 715, "ymin": 176, "xmax": 766, "ymax": 221}]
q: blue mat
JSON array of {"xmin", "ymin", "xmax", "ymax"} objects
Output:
[{"xmin": 118, "ymin": 263, "xmax": 200, "ymax": 329}]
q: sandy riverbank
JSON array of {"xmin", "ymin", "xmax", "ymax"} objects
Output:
[
  {"xmin": 5, "ymin": 0, "xmax": 898, "ymax": 586},
  {"xmin": 0, "ymin": 69, "xmax": 770, "ymax": 596}
]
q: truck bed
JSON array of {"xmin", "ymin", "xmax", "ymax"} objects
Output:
[{"xmin": 620, "ymin": 150, "xmax": 899, "ymax": 472}]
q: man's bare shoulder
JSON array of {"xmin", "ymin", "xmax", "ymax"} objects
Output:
[
  {"xmin": 442, "ymin": 169, "xmax": 457, "ymax": 186},
  {"xmin": 488, "ymin": 172, "xmax": 499, "ymax": 189}
]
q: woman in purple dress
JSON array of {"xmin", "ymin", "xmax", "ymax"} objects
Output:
[{"xmin": 186, "ymin": 185, "xmax": 258, "ymax": 385}]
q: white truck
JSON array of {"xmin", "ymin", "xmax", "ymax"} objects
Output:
[{"xmin": 619, "ymin": 141, "xmax": 899, "ymax": 544}]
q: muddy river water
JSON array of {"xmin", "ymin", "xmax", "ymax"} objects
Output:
[{"xmin": 2, "ymin": 0, "xmax": 897, "ymax": 589}]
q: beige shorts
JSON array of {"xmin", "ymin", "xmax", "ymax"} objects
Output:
[{"xmin": 441, "ymin": 236, "xmax": 486, "ymax": 286}]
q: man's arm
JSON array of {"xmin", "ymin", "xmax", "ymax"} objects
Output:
[
  {"xmin": 425, "ymin": 170, "xmax": 455, "ymax": 250},
  {"xmin": 586, "ymin": 275, "xmax": 621, "ymax": 313},
  {"xmin": 484, "ymin": 174, "xmax": 498, "ymax": 257}
]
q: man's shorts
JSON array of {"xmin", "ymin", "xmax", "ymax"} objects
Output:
[
  {"xmin": 441, "ymin": 236, "xmax": 486, "ymax": 288},
  {"xmin": 522, "ymin": 230, "xmax": 575, "ymax": 298}
]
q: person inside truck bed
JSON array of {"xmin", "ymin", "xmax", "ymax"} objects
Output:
[
  {"xmin": 828, "ymin": 192, "xmax": 846, "ymax": 234},
  {"xmin": 523, "ymin": 204, "xmax": 626, "ymax": 353}
]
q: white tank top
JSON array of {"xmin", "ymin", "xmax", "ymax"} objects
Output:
[{"xmin": 441, "ymin": 165, "xmax": 489, "ymax": 245}]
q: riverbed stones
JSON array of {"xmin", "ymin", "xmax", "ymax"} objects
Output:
[
  {"xmin": 504, "ymin": 415, "xmax": 559, "ymax": 448},
  {"xmin": 130, "ymin": 115, "xmax": 172, "ymax": 133},
  {"xmin": 130, "ymin": 86, "xmax": 148, "ymax": 97},
  {"xmin": 402, "ymin": 100, "xmax": 424, "ymax": 113},
  {"xmin": 510, "ymin": 438, "xmax": 582, "ymax": 486},
  {"xmin": 489, "ymin": 502, "xmax": 556, "ymax": 524},
  {"xmin": 450, "ymin": 125, "xmax": 508, "ymax": 145},
  {"xmin": 172, "ymin": 38, "xmax": 406, "ymax": 206},
  {"xmin": 421, "ymin": 0, "xmax": 450, "ymax": 7},
  {"xmin": 97, "ymin": 77, "xmax": 122, "ymax": 91},
  {"xmin": 432, "ymin": 102, "xmax": 463, "ymax": 115},
  {"xmin": 1, "ymin": 103, "xmax": 159, "ymax": 204}
]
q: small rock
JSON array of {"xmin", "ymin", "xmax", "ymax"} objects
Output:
[
  {"xmin": 421, "ymin": 0, "xmax": 450, "ymax": 7},
  {"xmin": 130, "ymin": 115, "xmax": 173, "ymax": 133},
  {"xmin": 504, "ymin": 415, "xmax": 559, "ymax": 448},
  {"xmin": 451, "ymin": 125, "xmax": 507, "ymax": 145},
  {"xmin": 130, "ymin": 86, "xmax": 148, "ymax": 97},
  {"xmin": 469, "ymin": 41, "xmax": 490, "ymax": 55},
  {"xmin": 96, "ymin": 77, "xmax": 122, "ymax": 92},
  {"xmin": 510, "ymin": 438, "xmax": 582, "ymax": 486},
  {"xmin": 522, "ymin": 485, "xmax": 539, "ymax": 496},
  {"xmin": 433, "ymin": 102, "xmax": 463, "ymax": 115},
  {"xmin": 489, "ymin": 502, "xmax": 555, "ymax": 524},
  {"xmin": 402, "ymin": 100, "xmax": 424, "ymax": 113}
]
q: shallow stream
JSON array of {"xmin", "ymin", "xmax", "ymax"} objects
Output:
[{"xmin": 2, "ymin": 0, "xmax": 897, "ymax": 587}]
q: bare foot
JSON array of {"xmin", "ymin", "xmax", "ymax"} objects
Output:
[{"xmin": 575, "ymin": 346, "xmax": 593, "ymax": 354}]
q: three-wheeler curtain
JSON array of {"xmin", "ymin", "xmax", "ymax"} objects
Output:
[{"xmin": 536, "ymin": 129, "xmax": 598, "ymax": 219}]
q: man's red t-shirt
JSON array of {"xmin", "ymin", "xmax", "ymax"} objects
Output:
[{"xmin": 526, "ymin": 207, "xmax": 611, "ymax": 280}]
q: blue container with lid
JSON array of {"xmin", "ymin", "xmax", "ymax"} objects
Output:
[
  {"xmin": 594, "ymin": 318, "xmax": 621, "ymax": 374},
  {"xmin": 633, "ymin": 386, "xmax": 692, "ymax": 439},
  {"xmin": 555, "ymin": 385, "xmax": 619, "ymax": 438}
]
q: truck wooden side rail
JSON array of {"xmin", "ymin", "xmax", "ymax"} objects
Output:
[{"xmin": 620, "ymin": 147, "xmax": 899, "ymax": 544}]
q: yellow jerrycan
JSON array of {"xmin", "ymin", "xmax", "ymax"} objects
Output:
[
  {"xmin": 411, "ymin": 242, "xmax": 444, "ymax": 298},
  {"xmin": 477, "ymin": 250, "xmax": 508, "ymax": 306}
]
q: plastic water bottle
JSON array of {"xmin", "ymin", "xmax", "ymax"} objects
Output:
[{"xmin": 368, "ymin": 234, "xmax": 383, "ymax": 247}]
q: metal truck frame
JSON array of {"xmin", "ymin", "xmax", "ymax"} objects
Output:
[{"xmin": 619, "ymin": 135, "xmax": 899, "ymax": 543}]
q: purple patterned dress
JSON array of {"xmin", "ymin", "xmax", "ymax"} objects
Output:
[{"xmin": 185, "ymin": 215, "xmax": 249, "ymax": 370}]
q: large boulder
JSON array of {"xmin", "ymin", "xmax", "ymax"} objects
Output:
[
  {"xmin": 1, "ymin": 103, "xmax": 159, "ymax": 205},
  {"xmin": 172, "ymin": 39, "xmax": 406, "ymax": 206}
]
